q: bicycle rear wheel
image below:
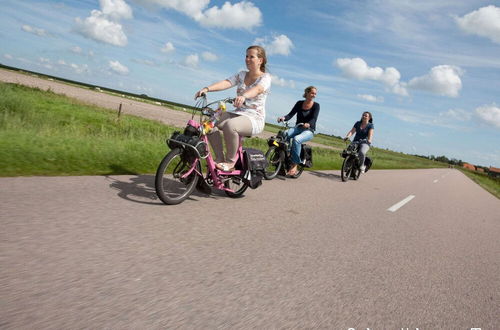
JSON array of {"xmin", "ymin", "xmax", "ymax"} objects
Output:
[
  {"xmin": 263, "ymin": 146, "xmax": 284, "ymax": 180},
  {"xmin": 155, "ymin": 148, "xmax": 199, "ymax": 205},
  {"xmin": 341, "ymin": 156, "xmax": 354, "ymax": 182}
]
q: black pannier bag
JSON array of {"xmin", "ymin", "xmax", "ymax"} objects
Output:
[
  {"xmin": 300, "ymin": 144, "xmax": 313, "ymax": 168},
  {"xmin": 364, "ymin": 156, "xmax": 373, "ymax": 172},
  {"xmin": 242, "ymin": 148, "xmax": 268, "ymax": 189},
  {"xmin": 167, "ymin": 131, "xmax": 208, "ymax": 158}
]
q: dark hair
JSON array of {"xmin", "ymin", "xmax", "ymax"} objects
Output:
[
  {"xmin": 247, "ymin": 45, "xmax": 267, "ymax": 73},
  {"xmin": 361, "ymin": 111, "xmax": 373, "ymax": 123},
  {"xmin": 303, "ymin": 86, "xmax": 317, "ymax": 98}
]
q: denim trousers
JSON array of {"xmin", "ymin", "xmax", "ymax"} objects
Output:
[{"xmin": 285, "ymin": 126, "xmax": 314, "ymax": 164}]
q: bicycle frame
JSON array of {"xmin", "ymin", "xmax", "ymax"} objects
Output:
[{"xmin": 171, "ymin": 98, "xmax": 246, "ymax": 193}]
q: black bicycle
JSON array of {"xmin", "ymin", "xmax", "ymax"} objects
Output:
[
  {"xmin": 340, "ymin": 139, "xmax": 372, "ymax": 182},
  {"xmin": 263, "ymin": 122, "xmax": 312, "ymax": 180}
]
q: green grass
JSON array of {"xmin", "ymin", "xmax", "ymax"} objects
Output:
[
  {"xmin": 459, "ymin": 168, "xmax": 500, "ymax": 199},
  {"xmin": 1, "ymin": 82, "xmax": 446, "ymax": 177},
  {"xmin": 0, "ymin": 83, "xmax": 174, "ymax": 176}
]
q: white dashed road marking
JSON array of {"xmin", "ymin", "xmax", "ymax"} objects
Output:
[{"xmin": 388, "ymin": 195, "xmax": 415, "ymax": 212}]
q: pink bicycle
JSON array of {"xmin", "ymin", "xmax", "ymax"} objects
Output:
[{"xmin": 155, "ymin": 95, "xmax": 265, "ymax": 205}]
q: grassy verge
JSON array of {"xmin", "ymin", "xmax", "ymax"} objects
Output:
[
  {"xmin": 459, "ymin": 168, "xmax": 500, "ymax": 199},
  {"xmin": 1, "ymin": 82, "xmax": 445, "ymax": 177}
]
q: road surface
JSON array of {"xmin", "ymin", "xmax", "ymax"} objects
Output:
[{"xmin": 1, "ymin": 168, "xmax": 499, "ymax": 329}]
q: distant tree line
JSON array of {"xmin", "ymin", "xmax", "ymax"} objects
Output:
[
  {"xmin": 413, "ymin": 154, "xmax": 464, "ymax": 166},
  {"xmin": 414, "ymin": 154, "xmax": 495, "ymax": 173}
]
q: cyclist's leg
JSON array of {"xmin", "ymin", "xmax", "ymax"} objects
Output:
[
  {"xmin": 290, "ymin": 129, "xmax": 313, "ymax": 164},
  {"xmin": 210, "ymin": 112, "xmax": 235, "ymax": 164},
  {"xmin": 207, "ymin": 128, "xmax": 225, "ymax": 163},
  {"xmin": 220, "ymin": 114, "xmax": 252, "ymax": 165},
  {"xmin": 358, "ymin": 143, "xmax": 370, "ymax": 169},
  {"xmin": 285, "ymin": 126, "xmax": 298, "ymax": 140}
]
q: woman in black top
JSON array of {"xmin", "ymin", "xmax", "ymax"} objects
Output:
[
  {"xmin": 344, "ymin": 111, "xmax": 374, "ymax": 173},
  {"xmin": 278, "ymin": 86, "xmax": 320, "ymax": 176}
]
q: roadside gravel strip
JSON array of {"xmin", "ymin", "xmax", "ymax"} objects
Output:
[{"xmin": 0, "ymin": 68, "xmax": 338, "ymax": 150}]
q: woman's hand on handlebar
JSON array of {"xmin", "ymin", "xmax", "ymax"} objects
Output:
[
  {"xmin": 303, "ymin": 123, "xmax": 310, "ymax": 129},
  {"xmin": 194, "ymin": 87, "xmax": 209, "ymax": 99},
  {"xmin": 277, "ymin": 116, "xmax": 285, "ymax": 123},
  {"xmin": 233, "ymin": 95, "xmax": 247, "ymax": 108}
]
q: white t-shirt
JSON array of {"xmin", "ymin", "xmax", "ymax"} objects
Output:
[{"xmin": 226, "ymin": 71, "xmax": 271, "ymax": 135}]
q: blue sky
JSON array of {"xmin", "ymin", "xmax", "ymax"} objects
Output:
[{"xmin": 1, "ymin": 0, "xmax": 499, "ymax": 167}]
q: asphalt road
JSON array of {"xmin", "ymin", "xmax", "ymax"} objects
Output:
[{"xmin": 1, "ymin": 168, "xmax": 499, "ymax": 329}]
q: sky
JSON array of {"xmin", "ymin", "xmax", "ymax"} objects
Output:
[{"xmin": 1, "ymin": 0, "xmax": 499, "ymax": 167}]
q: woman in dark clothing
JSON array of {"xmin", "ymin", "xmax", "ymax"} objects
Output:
[
  {"xmin": 278, "ymin": 86, "xmax": 320, "ymax": 176},
  {"xmin": 344, "ymin": 111, "xmax": 374, "ymax": 173}
]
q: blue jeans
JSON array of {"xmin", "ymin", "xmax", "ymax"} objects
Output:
[{"xmin": 285, "ymin": 126, "xmax": 314, "ymax": 164}]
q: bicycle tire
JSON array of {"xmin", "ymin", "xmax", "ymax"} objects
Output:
[
  {"xmin": 351, "ymin": 166, "xmax": 361, "ymax": 180},
  {"xmin": 155, "ymin": 148, "xmax": 199, "ymax": 205},
  {"xmin": 224, "ymin": 176, "xmax": 249, "ymax": 198},
  {"xmin": 290, "ymin": 164, "xmax": 305, "ymax": 179},
  {"xmin": 263, "ymin": 146, "xmax": 284, "ymax": 180},
  {"xmin": 341, "ymin": 156, "xmax": 354, "ymax": 182}
]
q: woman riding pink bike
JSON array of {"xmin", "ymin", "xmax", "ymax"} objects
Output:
[{"xmin": 194, "ymin": 45, "xmax": 271, "ymax": 172}]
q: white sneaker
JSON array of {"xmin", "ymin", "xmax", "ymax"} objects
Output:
[{"xmin": 360, "ymin": 165, "xmax": 366, "ymax": 173}]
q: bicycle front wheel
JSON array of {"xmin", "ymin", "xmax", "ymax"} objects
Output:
[
  {"xmin": 341, "ymin": 156, "xmax": 354, "ymax": 182},
  {"xmin": 155, "ymin": 148, "xmax": 199, "ymax": 205},
  {"xmin": 290, "ymin": 164, "xmax": 305, "ymax": 179},
  {"xmin": 264, "ymin": 146, "xmax": 284, "ymax": 180},
  {"xmin": 224, "ymin": 175, "xmax": 249, "ymax": 198}
]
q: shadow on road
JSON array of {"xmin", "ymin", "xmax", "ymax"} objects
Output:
[
  {"xmin": 106, "ymin": 175, "xmax": 160, "ymax": 205},
  {"xmin": 106, "ymin": 175, "xmax": 224, "ymax": 205},
  {"xmin": 307, "ymin": 170, "xmax": 341, "ymax": 181}
]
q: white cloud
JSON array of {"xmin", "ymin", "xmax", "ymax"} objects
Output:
[
  {"xmin": 475, "ymin": 104, "xmax": 500, "ymax": 129},
  {"xmin": 134, "ymin": 0, "xmax": 261, "ymax": 29},
  {"xmin": 71, "ymin": 46, "xmax": 83, "ymax": 54},
  {"xmin": 133, "ymin": 58, "xmax": 157, "ymax": 66},
  {"xmin": 254, "ymin": 34, "xmax": 294, "ymax": 56},
  {"xmin": 201, "ymin": 51, "xmax": 218, "ymax": 61},
  {"xmin": 271, "ymin": 74, "xmax": 295, "ymax": 88},
  {"xmin": 357, "ymin": 94, "xmax": 384, "ymax": 103},
  {"xmin": 455, "ymin": 5, "xmax": 500, "ymax": 44},
  {"xmin": 197, "ymin": 1, "xmax": 262, "ymax": 30},
  {"xmin": 161, "ymin": 42, "xmax": 175, "ymax": 53},
  {"xmin": 4, "ymin": 54, "xmax": 13, "ymax": 59},
  {"xmin": 182, "ymin": 54, "xmax": 199, "ymax": 68},
  {"xmin": 408, "ymin": 65, "xmax": 463, "ymax": 97},
  {"xmin": 439, "ymin": 109, "xmax": 472, "ymax": 121},
  {"xmin": 69, "ymin": 63, "xmax": 89, "ymax": 74},
  {"xmin": 336, "ymin": 57, "xmax": 408, "ymax": 96},
  {"xmin": 109, "ymin": 60, "xmax": 129, "ymax": 74},
  {"xmin": 21, "ymin": 24, "xmax": 47, "ymax": 36},
  {"xmin": 100, "ymin": 0, "xmax": 133, "ymax": 20},
  {"xmin": 75, "ymin": 10, "xmax": 128, "ymax": 46},
  {"xmin": 135, "ymin": 0, "xmax": 209, "ymax": 18},
  {"xmin": 75, "ymin": 0, "xmax": 132, "ymax": 47}
]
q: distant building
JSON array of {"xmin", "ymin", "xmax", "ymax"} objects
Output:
[
  {"xmin": 489, "ymin": 167, "xmax": 500, "ymax": 178},
  {"xmin": 476, "ymin": 167, "xmax": 484, "ymax": 173},
  {"xmin": 462, "ymin": 163, "xmax": 475, "ymax": 171}
]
